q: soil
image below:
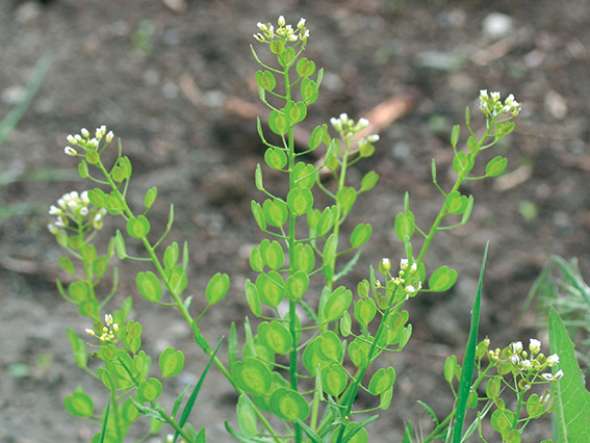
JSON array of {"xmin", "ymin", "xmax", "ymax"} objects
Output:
[{"xmin": 1, "ymin": 0, "xmax": 589, "ymax": 442}]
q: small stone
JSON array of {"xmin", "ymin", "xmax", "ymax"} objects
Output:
[{"xmin": 482, "ymin": 13, "xmax": 513, "ymax": 39}]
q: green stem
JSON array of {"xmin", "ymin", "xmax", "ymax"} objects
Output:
[
  {"xmin": 326, "ymin": 136, "xmax": 351, "ymax": 293},
  {"xmin": 284, "ymin": 64, "xmax": 303, "ymax": 443}
]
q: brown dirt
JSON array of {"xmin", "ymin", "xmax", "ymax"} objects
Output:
[{"xmin": 1, "ymin": 0, "xmax": 589, "ymax": 442}]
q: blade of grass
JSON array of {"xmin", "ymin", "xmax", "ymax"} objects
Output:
[
  {"xmin": 548, "ymin": 308, "xmax": 590, "ymax": 443},
  {"xmin": 172, "ymin": 338, "xmax": 223, "ymax": 443},
  {"xmin": 0, "ymin": 53, "xmax": 52, "ymax": 144},
  {"xmin": 451, "ymin": 242, "xmax": 489, "ymax": 443},
  {"xmin": 98, "ymin": 399, "xmax": 110, "ymax": 443}
]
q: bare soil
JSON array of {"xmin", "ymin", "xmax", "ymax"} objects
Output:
[{"xmin": 1, "ymin": 0, "xmax": 589, "ymax": 442}]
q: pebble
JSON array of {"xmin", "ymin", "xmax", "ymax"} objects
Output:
[{"xmin": 482, "ymin": 13, "xmax": 513, "ymax": 39}]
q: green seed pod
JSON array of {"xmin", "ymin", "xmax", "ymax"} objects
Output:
[
  {"xmin": 136, "ymin": 271, "xmax": 163, "ymax": 303},
  {"xmin": 258, "ymin": 321, "xmax": 292, "ymax": 355},
  {"xmin": 270, "ymin": 388, "xmax": 309, "ymax": 422},
  {"xmin": 255, "ymin": 271, "xmax": 284, "ymax": 307},
  {"xmin": 428, "ymin": 265, "xmax": 458, "ymax": 292},
  {"xmin": 159, "ymin": 347, "xmax": 185, "ymax": 378},
  {"xmin": 322, "ymin": 363, "xmax": 348, "ymax": 397},
  {"xmin": 368, "ymin": 367, "xmax": 396, "ymax": 395},
  {"xmin": 323, "ymin": 286, "xmax": 353, "ymax": 322},
  {"xmin": 231, "ymin": 358, "xmax": 272, "ymax": 396}
]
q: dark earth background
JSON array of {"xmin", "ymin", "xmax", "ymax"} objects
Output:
[{"xmin": 1, "ymin": 0, "xmax": 589, "ymax": 442}]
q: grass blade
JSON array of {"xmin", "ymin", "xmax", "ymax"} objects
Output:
[
  {"xmin": 98, "ymin": 399, "xmax": 110, "ymax": 443},
  {"xmin": 173, "ymin": 339, "xmax": 223, "ymax": 443},
  {"xmin": 0, "ymin": 53, "xmax": 52, "ymax": 144},
  {"xmin": 548, "ymin": 308, "xmax": 590, "ymax": 443},
  {"xmin": 451, "ymin": 242, "xmax": 489, "ymax": 443}
]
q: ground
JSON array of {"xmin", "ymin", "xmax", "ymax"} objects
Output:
[{"xmin": 1, "ymin": 0, "xmax": 589, "ymax": 442}]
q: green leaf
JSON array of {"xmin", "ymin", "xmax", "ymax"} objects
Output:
[
  {"xmin": 354, "ymin": 298, "xmax": 377, "ymax": 327},
  {"xmin": 450, "ymin": 124, "xmax": 461, "ymax": 148},
  {"xmin": 322, "ymin": 363, "xmax": 348, "ymax": 396},
  {"xmin": 136, "ymin": 271, "xmax": 163, "ymax": 303},
  {"xmin": 270, "ymin": 388, "xmax": 309, "ymax": 422},
  {"xmin": 244, "ymin": 279, "xmax": 262, "ymax": 316},
  {"xmin": 258, "ymin": 321, "xmax": 292, "ymax": 355},
  {"xmin": 428, "ymin": 266, "xmax": 458, "ymax": 292},
  {"xmin": 255, "ymin": 70, "xmax": 276, "ymax": 92},
  {"xmin": 485, "ymin": 155, "xmax": 508, "ymax": 177},
  {"xmin": 159, "ymin": 347, "xmax": 185, "ymax": 378},
  {"xmin": 231, "ymin": 358, "xmax": 272, "ymax": 396},
  {"xmin": 250, "ymin": 201, "xmax": 267, "ymax": 231},
  {"xmin": 287, "ymin": 271, "xmax": 309, "ymax": 301},
  {"xmin": 64, "ymin": 388, "xmax": 94, "ymax": 417},
  {"xmin": 256, "ymin": 272, "xmax": 284, "ymax": 307},
  {"xmin": 268, "ymin": 110, "xmax": 289, "ymax": 136},
  {"xmin": 163, "ymin": 242, "xmax": 179, "ymax": 271},
  {"xmin": 293, "ymin": 243, "xmax": 315, "ymax": 274},
  {"xmin": 394, "ymin": 210, "xmax": 415, "ymax": 241},
  {"xmin": 255, "ymin": 163, "xmax": 264, "ymax": 191},
  {"xmin": 350, "ymin": 223, "xmax": 372, "ymax": 248},
  {"xmin": 368, "ymin": 367, "xmax": 396, "ymax": 395},
  {"xmin": 287, "ymin": 188, "xmax": 313, "ymax": 216},
  {"xmin": 337, "ymin": 187, "xmax": 357, "ymax": 215},
  {"xmin": 360, "ymin": 171, "xmax": 379, "ymax": 193},
  {"xmin": 296, "ymin": 57, "xmax": 316, "ymax": 78},
  {"xmin": 263, "ymin": 199, "xmax": 288, "ymax": 228},
  {"xmin": 237, "ymin": 394, "xmax": 259, "ymax": 437},
  {"xmin": 127, "ymin": 215, "xmax": 151, "ymax": 239},
  {"xmin": 205, "ymin": 272, "xmax": 231, "ymax": 305},
  {"xmin": 144, "ymin": 186, "xmax": 158, "ymax": 209},
  {"xmin": 323, "ymin": 286, "xmax": 353, "ymax": 322},
  {"xmin": 549, "ymin": 309, "xmax": 590, "ymax": 443},
  {"xmin": 68, "ymin": 280, "xmax": 91, "ymax": 304},
  {"xmin": 452, "ymin": 242, "xmax": 488, "ymax": 443},
  {"xmin": 138, "ymin": 377, "xmax": 162, "ymax": 402},
  {"xmin": 97, "ymin": 399, "xmax": 110, "ymax": 443},
  {"xmin": 264, "ymin": 148, "xmax": 287, "ymax": 170},
  {"xmin": 260, "ymin": 240, "xmax": 285, "ymax": 271},
  {"xmin": 67, "ymin": 328, "xmax": 87, "ymax": 369},
  {"xmin": 300, "ymin": 78, "xmax": 319, "ymax": 104},
  {"xmin": 443, "ymin": 355, "xmax": 460, "ymax": 385},
  {"xmin": 308, "ymin": 125, "xmax": 326, "ymax": 150}
]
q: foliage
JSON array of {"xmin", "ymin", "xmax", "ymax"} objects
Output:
[
  {"xmin": 529, "ymin": 256, "xmax": 590, "ymax": 367},
  {"xmin": 48, "ymin": 15, "xmax": 563, "ymax": 443}
]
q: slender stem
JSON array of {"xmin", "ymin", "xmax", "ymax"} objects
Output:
[
  {"xmin": 326, "ymin": 136, "xmax": 350, "ymax": 293},
  {"xmin": 284, "ymin": 64, "xmax": 303, "ymax": 443}
]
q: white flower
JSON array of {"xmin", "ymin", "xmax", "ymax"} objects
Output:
[
  {"xmin": 520, "ymin": 359, "xmax": 532, "ymax": 369},
  {"xmin": 80, "ymin": 207, "xmax": 89, "ymax": 216},
  {"xmin": 64, "ymin": 146, "xmax": 78, "ymax": 156},
  {"xmin": 410, "ymin": 262, "xmax": 418, "ymax": 272},
  {"xmin": 554, "ymin": 369, "xmax": 564, "ymax": 380},
  {"xmin": 367, "ymin": 134, "xmax": 380, "ymax": 143},
  {"xmin": 66, "ymin": 134, "xmax": 76, "ymax": 144},
  {"xmin": 49, "ymin": 205, "xmax": 61, "ymax": 215},
  {"xmin": 297, "ymin": 18, "xmax": 306, "ymax": 29},
  {"xmin": 381, "ymin": 258, "xmax": 391, "ymax": 272},
  {"xmin": 400, "ymin": 258, "xmax": 409, "ymax": 270},
  {"xmin": 106, "ymin": 130, "xmax": 114, "ymax": 143},
  {"xmin": 406, "ymin": 285, "xmax": 416, "ymax": 294},
  {"xmin": 85, "ymin": 328, "xmax": 96, "ymax": 337},
  {"xmin": 511, "ymin": 341, "xmax": 523, "ymax": 354},
  {"xmin": 81, "ymin": 128, "xmax": 90, "ymax": 138},
  {"xmin": 546, "ymin": 354, "xmax": 560, "ymax": 367},
  {"xmin": 541, "ymin": 373, "xmax": 553, "ymax": 381},
  {"xmin": 357, "ymin": 118, "xmax": 369, "ymax": 128},
  {"xmin": 529, "ymin": 338, "xmax": 541, "ymax": 355},
  {"xmin": 81, "ymin": 191, "xmax": 89, "ymax": 204},
  {"xmin": 511, "ymin": 354, "xmax": 520, "ymax": 365},
  {"xmin": 278, "ymin": 15, "xmax": 286, "ymax": 27}
]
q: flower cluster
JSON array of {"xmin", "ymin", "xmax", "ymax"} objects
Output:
[
  {"xmin": 64, "ymin": 125, "xmax": 114, "ymax": 157},
  {"xmin": 47, "ymin": 190, "xmax": 107, "ymax": 235},
  {"xmin": 479, "ymin": 90, "xmax": 522, "ymax": 118},
  {"xmin": 379, "ymin": 257, "xmax": 422, "ymax": 297},
  {"xmin": 486, "ymin": 338, "xmax": 563, "ymax": 387},
  {"xmin": 85, "ymin": 314, "xmax": 119, "ymax": 343},
  {"xmin": 253, "ymin": 16, "xmax": 309, "ymax": 44}
]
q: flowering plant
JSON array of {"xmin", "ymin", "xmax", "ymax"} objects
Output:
[{"xmin": 48, "ymin": 16, "xmax": 566, "ymax": 443}]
